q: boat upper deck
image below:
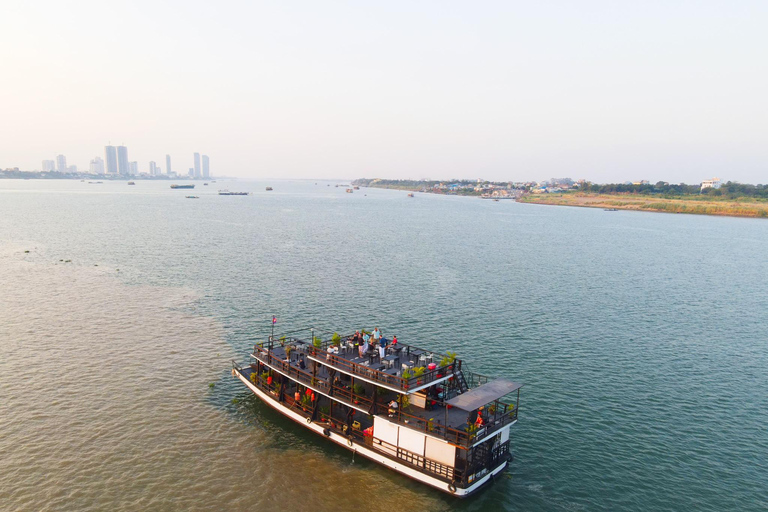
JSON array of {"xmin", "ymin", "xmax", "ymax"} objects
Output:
[{"xmin": 256, "ymin": 329, "xmax": 461, "ymax": 393}]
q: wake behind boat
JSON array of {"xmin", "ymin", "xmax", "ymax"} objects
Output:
[{"xmin": 232, "ymin": 326, "xmax": 522, "ymax": 497}]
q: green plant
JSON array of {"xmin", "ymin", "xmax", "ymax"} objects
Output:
[
  {"xmin": 331, "ymin": 332, "xmax": 341, "ymax": 346},
  {"xmin": 319, "ymin": 406, "xmax": 330, "ymax": 417},
  {"xmin": 465, "ymin": 423, "xmax": 479, "ymax": 437},
  {"xmin": 279, "ymin": 335, "xmax": 287, "ymax": 346},
  {"xmin": 376, "ymin": 386, "xmax": 388, "ymax": 396},
  {"xmin": 488, "ymin": 404, "xmax": 496, "ymax": 415},
  {"xmin": 439, "ymin": 351, "xmax": 458, "ymax": 367},
  {"xmin": 402, "ymin": 369, "xmax": 411, "ymax": 380},
  {"xmin": 352, "ymin": 383, "xmax": 366, "ymax": 396},
  {"xmin": 285, "ymin": 345, "xmax": 293, "ymax": 359},
  {"xmin": 301, "ymin": 394, "xmax": 312, "ymax": 408},
  {"xmin": 427, "ymin": 418, "xmax": 434, "ymax": 432},
  {"xmin": 313, "ymin": 336, "xmax": 322, "ymax": 348},
  {"xmin": 413, "ymin": 366, "xmax": 425, "ymax": 378},
  {"xmin": 249, "ymin": 372, "xmax": 258, "ymax": 384},
  {"xmin": 400, "ymin": 395, "xmax": 410, "ymax": 410}
]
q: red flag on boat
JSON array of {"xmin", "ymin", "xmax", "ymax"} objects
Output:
[{"xmin": 272, "ymin": 316, "xmax": 277, "ymax": 324}]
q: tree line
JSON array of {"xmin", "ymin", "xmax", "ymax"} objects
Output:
[{"xmin": 580, "ymin": 181, "xmax": 768, "ymax": 199}]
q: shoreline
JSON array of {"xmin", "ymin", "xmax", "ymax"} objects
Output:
[{"xmin": 517, "ymin": 193, "xmax": 768, "ymax": 219}]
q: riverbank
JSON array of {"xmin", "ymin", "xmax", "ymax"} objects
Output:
[{"xmin": 518, "ymin": 193, "xmax": 768, "ymax": 218}]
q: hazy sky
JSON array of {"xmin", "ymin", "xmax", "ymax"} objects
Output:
[{"xmin": 1, "ymin": 1, "xmax": 766, "ymax": 183}]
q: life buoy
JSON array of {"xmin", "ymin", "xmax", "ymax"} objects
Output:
[
  {"xmin": 448, "ymin": 482, "xmax": 457, "ymax": 493},
  {"xmin": 347, "ymin": 436, "xmax": 353, "ymax": 447},
  {"xmin": 323, "ymin": 428, "xmax": 331, "ymax": 437},
  {"xmin": 306, "ymin": 416, "xmax": 312, "ymax": 424}
]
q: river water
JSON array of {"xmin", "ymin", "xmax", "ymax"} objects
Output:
[{"xmin": 0, "ymin": 179, "xmax": 766, "ymax": 511}]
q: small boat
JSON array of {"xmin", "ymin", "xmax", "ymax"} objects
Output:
[
  {"xmin": 493, "ymin": 199, "xmax": 499, "ymax": 202},
  {"xmin": 185, "ymin": 195, "xmax": 199, "ymax": 199},
  {"xmin": 204, "ymin": 183, "xmax": 209, "ymax": 186},
  {"xmin": 127, "ymin": 181, "xmax": 135, "ymax": 185},
  {"xmin": 604, "ymin": 208, "xmax": 618, "ymax": 211},
  {"xmin": 219, "ymin": 190, "xmax": 249, "ymax": 196},
  {"xmin": 266, "ymin": 187, "xmax": 273, "ymax": 191},
  {"xmin": 407, "ymin": 193, "xmax": 414, "ymax": 197},
  {"xmin": 88, "ymin": 181, "xmax": 103, "ymax": 184},
  {"xmin": 171, "ymin": 184, "xmax": 195, "ymax": 189},
  {"xmin": 353, "ymin": 186, "xmax": 360, "ymax": 190},
  {"xmin": 346, "ymin": 188, "xmax": 353, "ymax": 193}
]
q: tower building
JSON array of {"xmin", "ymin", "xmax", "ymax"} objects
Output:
[
  {"xmin": 193, "ymin": 152, "xmax": 201, "ymax": 179},
  {"xmin": 117, "ymin": 146, "xmax": 129, "ymax": 176},
  {"xmin": 105, "ymin": 146, "xmax": 118, "ymax": 174}
]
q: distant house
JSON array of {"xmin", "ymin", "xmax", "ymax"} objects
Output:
[{"xmin": 701, "ymin": 178, "xmax": 722, "ymax": 191}]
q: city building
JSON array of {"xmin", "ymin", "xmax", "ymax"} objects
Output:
[
  {"xmin": 42, "ymin": 160, "xmax": 56, "ymax": 172},
  {"xmin": 105, "ymin": 146, "xmax": 118, "ymax": 174},
  {"xmin": 56, "ymin": 154, "xmax": 67, "ymax": 173},
  {"xmin": 117, "ymin": 146, "xmax": 129, "ymax": 176},
  {"xmin": 149, "ymin": 161, "xmax": 157, "ymax": 175},
  {"xmin": 701, "ymin": 178, "xmax": 722, "ymax": 190},
  {"xmin": 202, "ymin": 154, "xmax": 210, "ymax": 178},
  {"xmin": 89, "ymin": 156, "xmax": 105, "ymax": 174},
  {"xmin": 67, "ymin": 165, "xmax": 77, "ymax": 173},
  {"xmin": 189, "ymin": 167, "xmax": 194, "ymax": 177},
  {"xmin": 193, "ymin": 153, "xmax": 201, "ymax": 179},
  {"xmin": 166, "ymin": 154, "xmax": 172, "ymax": 175},
  {"xmin": 130, "ymin": 161, "xmax": 138, "ymax": 175}
]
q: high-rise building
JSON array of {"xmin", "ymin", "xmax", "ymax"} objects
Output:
[
  {"xmin": 56, "ymin": 154, "xmax": 67, "ymax": 173},
  {"xmin": 89, "ymin": 156, "xmax": 105, "ymax": 174},
  {"xmin": 117, "ymin": 146, "xmax": 129, "ymax": 176},
  {"xmin": 42, "ymin": 160, "xmax": 56, "ymax": 172},
  {"xmin": 189, "ymin": 168, "xmax": 194, "ymax": 177},
  {"xmin": 166, "ymin": 154, "xmax": 172, "ymax": 175},
  {"xmin": 149, "ymin": 161, "xmax": 157, "ymax": 175},
  {"xmin": 202, "ymin": 155, "xmax": 210, "ymax": 178},
  {"xmin": 193, "ymin": 153, "xmax": 201, "ymax": 179},
  {"xmin": 130, "ymin": 161, "xmax": 138, "ymax": 175},
  {"xmin": 105, "ymin": 146, "xmax": 118, "ymax": 174}
]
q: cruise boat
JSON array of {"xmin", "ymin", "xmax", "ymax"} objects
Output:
[
  {"xmin": 170, "ymin": 184, "xmax": 195, "ymax": 189},
  {"xmin": 219, "ymin": 190, "xmax": 250, "ymax": 195},
  {"xmin": 232, "ymin": 327, "xmax": 522, "ymax": 497}
]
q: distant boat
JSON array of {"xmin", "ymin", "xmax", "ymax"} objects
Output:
[
  {"xmin": 266, "ymin": 187, "xmax": 273, "ymax": 191},
  {"xmin": 346, "ymin": 188, "xmax": 353, "ymax": 193},
  {"xmin": 407, "ymin": 193, "xmax": 414, "ymax": 197},
  {"xmin": 219, "ymin": 190, "xmax": 249, "ymax": 196},
  {"xmin": 604, "ymin": 208, "xmax": 619, "ymax": 211},
  {"xmin": 353, "ymin": 186, "xmax": 360, "ymax": 190},
  {"xmin": 88, "ymin": 181, "xmax": 103, "ymax": 184},
  {"xmin": 203, "ymin": 183, "xmax": 209, "ymax": 186},
  {"xmin": 171, "ymin": 184, "xmax": 195, "ymax": 189},
  {"xmin": 127, "ymin": 181, "xmax": 135, "ymax": 185},
  {"xmin": 185, "ymin": 195, "xmax": 199, "ymax": 199}
]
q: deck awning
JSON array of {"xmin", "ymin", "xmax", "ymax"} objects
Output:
[{"xmin": 445, "ymin": 378, "xmax": 522, "ymax": 411}]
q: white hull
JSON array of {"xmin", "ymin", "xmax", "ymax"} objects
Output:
[{"xmin": 234, "ymin": 370, "xmax": 505, "ymax": 497}]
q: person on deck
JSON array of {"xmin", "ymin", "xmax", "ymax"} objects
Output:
[
  {"xmin": 378, "ymin": 339, "xmax": 386, "ymax": 359},
  {"xmin": 299, "ymin": 356, "xmax": 306, "ymax": 370},
  {"xmin": 372, "ymin": 327, "xmax": 381, "ymax": 343},
  {"xmin": 388, "ymin": 400, "xmax": 399, "ymax": 417}
]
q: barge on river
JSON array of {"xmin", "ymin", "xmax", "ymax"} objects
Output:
[{"xmin": 232, "ymin": 327, "xmax": 522, "ymax": 497}]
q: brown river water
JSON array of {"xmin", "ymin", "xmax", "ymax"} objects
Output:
[{"xmin": 0, "ymin": 243, "xmax": 447, "ymax": 512}]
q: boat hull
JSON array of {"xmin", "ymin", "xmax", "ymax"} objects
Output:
[{"xmin": 233, "ymin": 368, "xmax": 505, "ymax": 497}]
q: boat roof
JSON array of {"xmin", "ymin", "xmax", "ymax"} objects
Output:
[{"xmin": 444, "ymin": 378, "xmax": 522, "ymax": 411}]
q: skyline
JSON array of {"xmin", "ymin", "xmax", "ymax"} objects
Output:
[{"xmin": 1, "ymin": 1, "xmax": 767, "ymax": 183}]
